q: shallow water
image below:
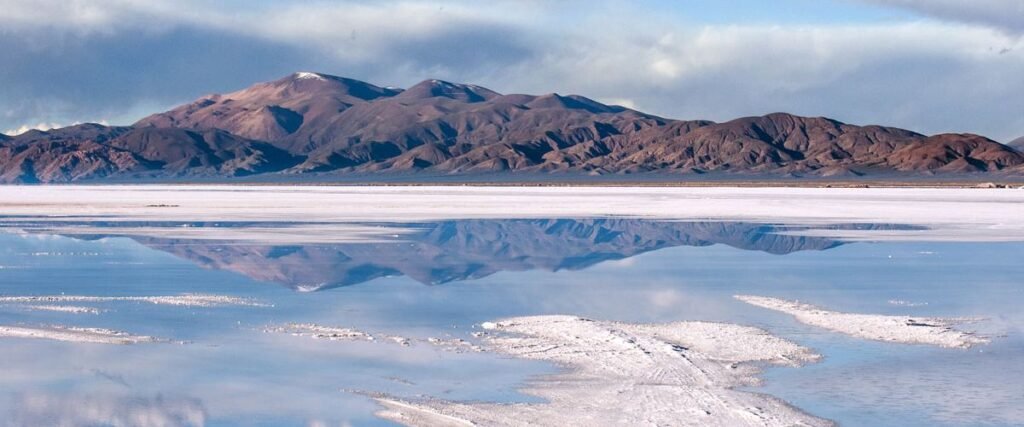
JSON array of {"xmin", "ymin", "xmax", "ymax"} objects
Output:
[{"xmin": 0, "ymin": 217, "xmax": 1021, "ymax": 426}]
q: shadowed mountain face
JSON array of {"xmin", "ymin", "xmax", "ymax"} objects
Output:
[
  {"xmin": 4, "ymin": 72, "xmax": 1023, "ymax": 182},
  {"xmin": 0, "ymin": 124, "xmax": 301, "ymax": 183},
  {"xmin": 62, "ymin": 219, "xmax": 913, "ymax": 291}
]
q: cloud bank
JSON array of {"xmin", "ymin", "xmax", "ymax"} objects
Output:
[{"xmin": 0, "ymin": 0, "xmax": 1021, "ymax": 141}]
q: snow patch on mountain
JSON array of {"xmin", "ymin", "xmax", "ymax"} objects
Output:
[{"xmin": 294, "ymin": 72, "xmax": 326, "ymax": 81}]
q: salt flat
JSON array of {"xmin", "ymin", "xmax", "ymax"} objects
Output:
[
  {"xmin": 0, "ymin": 185, "xmax": 1022, "ymax": 242},
  {"xmin": 0, "ymin": 185, "xmax": 1018, "ymax": 425}
]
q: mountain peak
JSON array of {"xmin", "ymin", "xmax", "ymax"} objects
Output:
[
  {"xmin": 134, "ymin": 72, "xmax": 402, "ymax": 141},
  {"xmin": 293, "ymin": 71, "xmax": 327, "ymax": 81},
  {"xmin": 262, "ymin": 72, "xmax": 399, "ymax": 100},
  {"xmin": 523, "ymin": 93, "xmax": 626, "ymax": 114},
  {"xmin": 396, "ymin": 79, "xmax": 501, "ymax": 103}
]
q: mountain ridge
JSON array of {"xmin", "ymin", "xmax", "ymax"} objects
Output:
[
  {"xmin": 1009, "ymin": 136, "xmax": 1024, "ymax": 150},
  {"xmin": 3, "ymin": 71, "xmax": 1022, "ymax": 183}
]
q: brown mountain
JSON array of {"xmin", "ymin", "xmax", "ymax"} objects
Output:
[
  {"xmin": 136, "ymin": 72, "xmax": 402, "ymax": 145},
  {"xmin": 612, "ymin": 116, "xmax": 1023, "ymax": 176},
  {"xmin": 137, "ymin": 73, "xmax": 670, "ymax": 174},
  {"xmin": 3, "ymin": 71, "xmax": 1022, "ymax": 182},
  {"xmin": 0, "ymin": 124, "xmax": 300, "ymax": 183}
]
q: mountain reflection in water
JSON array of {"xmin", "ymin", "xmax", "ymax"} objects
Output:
[{"xmin": 40, "ymin": 219, "xmax": 919, "ymax": 291}]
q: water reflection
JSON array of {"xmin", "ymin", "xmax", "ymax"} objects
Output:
[
  {"xmin": 0, "ymin": 219, "xmax": 1019, "ymax": 427},
  {"xmin": 10, "ymin": 393, "xmax": 206, "ymax": 427},
  {"xmin": 44, "ymin": 219, "xmax": 919, "ymax": 291}
]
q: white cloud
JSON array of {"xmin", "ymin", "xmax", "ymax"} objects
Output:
[
  {"xmin": 0, "ymin": 0, "xmax": 189, "ymax": 35},
  {"xmin": 5, "ymin": 120, "xmax": 108, "ymax": 135},
  {"xmin": 531, "ymin": 21, "xmax": 1021, "ymax": 90},
  {"xmin": 491, "ymin": 21, "xmax": 1024, "ymax": 139},
  {"xmin": 600, "ymin": 98, "xmax": 638, "ymax": 110},
  {"xmin": 4, "ymin": 122, "xmax": 64, "ymax": 135}
]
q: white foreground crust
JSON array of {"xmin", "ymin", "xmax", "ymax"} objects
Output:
[
  {"xmin": 375, "ymin": 315, "xmax": 830, "ymax": 427},
  {"xmin": 735, "ymin": 295, "xmax": 989, "ymax": 349},
  {"xmin": 0, "ymin": 325, "xmax": 161, "ymax": 344}
]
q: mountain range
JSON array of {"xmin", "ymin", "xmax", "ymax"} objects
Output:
[{"xmin": 2, "ymin": 71, "xmax": 1023, "ymax": 183}]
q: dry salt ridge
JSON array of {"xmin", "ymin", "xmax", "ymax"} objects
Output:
[{"xmin": 735, "ymin": 295, "xmax": 989, "ymax": 348}]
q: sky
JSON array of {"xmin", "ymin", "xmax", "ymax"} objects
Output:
[{"xmin": 1, "ymin": 0, "xmax": 1022, "ymax": 141}]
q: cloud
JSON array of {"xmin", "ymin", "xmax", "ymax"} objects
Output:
[
  {"xmin": 0, "ymin": 1, "xmax": 1021, "ymax": 141},
  {"xmin": 489, "ymin": 20, "xmax": 1024, "ymax": 140},
  {"xmin": 0, "ymin": 1, "xmax": 538, "ymax": 130},
  {"xmin": 4, "ymin": 120, "xmax": 109, "ymax": 136},
  {"xmin": 600, "ymin": 98, "xmax": 639, "ymax": 110},
  {"xmin": 854, "ymin": 0, "xmax": 1024, "ymax": 33},
  {"xmin": 4, "ymin": 123, "xmax": 65, "ymax": 136}
]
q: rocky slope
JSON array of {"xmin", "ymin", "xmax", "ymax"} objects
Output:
[
  {"xmin": 0, "ymin": 124, "xmax": 300, "ymax": 183},
  {"xmin": 3, "ymin": 71, "xmax": 1022, "ymax": 182}
]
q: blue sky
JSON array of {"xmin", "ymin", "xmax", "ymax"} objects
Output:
[{"xmin": 1, "ymin": 0, "xmax": 1022, "ymax": 141}]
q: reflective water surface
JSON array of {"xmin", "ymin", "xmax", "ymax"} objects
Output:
[{"xmin": 0, "ymin": 218, "xmax": 1021, "ymax": 426}]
